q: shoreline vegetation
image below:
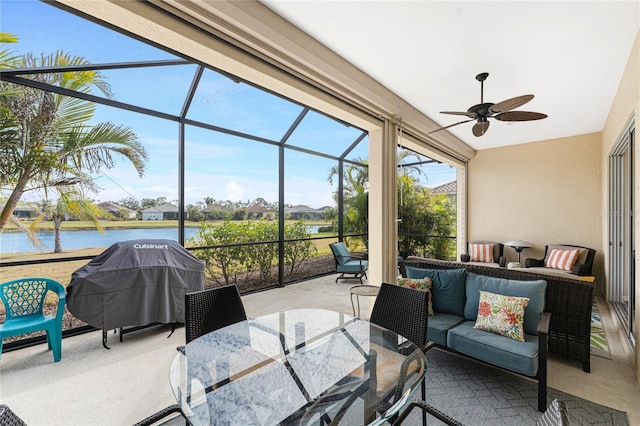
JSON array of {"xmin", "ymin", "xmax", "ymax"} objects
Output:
[{"xmin": 0, "ymin": 219, "xmax": 347, "ymax": 285}]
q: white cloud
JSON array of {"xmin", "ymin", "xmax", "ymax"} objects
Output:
[{"xmin": 225, "ymin": 180, "xmax": 245, "ymax": 201}]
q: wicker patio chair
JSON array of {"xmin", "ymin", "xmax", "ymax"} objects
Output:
[
  {"xmin": 460, "ymin": 240, "xmax": 506, "ymax": 267},
  {"xmin": 0, "ymin": 404, "xmax": 27, "ymax": 426},
  {"xmin": 184, "ymin": 284, "xmax": 247, "ymax": 344},
  {"xmin": 525, "ymin": 244, "xmax": 596, "ymax": 276},
  {"xmin": 370, "ymin": 282, "xmax": 430, "ymax": 426}
]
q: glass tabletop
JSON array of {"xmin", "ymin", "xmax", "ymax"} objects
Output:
[{"xmin": 170, "ymin": 309, "xmax": 425, "ymax": 425}]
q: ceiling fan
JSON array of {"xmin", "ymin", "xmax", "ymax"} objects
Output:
[{"xmin": 429, "ymin": 72, "xmax": 548, "ymax": 137}]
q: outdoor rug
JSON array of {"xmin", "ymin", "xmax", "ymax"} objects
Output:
[
  {"xmin": 417, "ymin": 348, "xmax": 628, "ymax": 425},
  {"xmin": 591, "ymin": 300, "xmax": 612, "ymax": 359}
]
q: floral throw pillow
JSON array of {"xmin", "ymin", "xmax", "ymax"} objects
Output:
[
  {"xmin": 474, "ymin": 290, "xmax": 529, "ymax": 342},
  {"xmin": 397, "ymin": 277, "xmax": 434, "ymax": 316}
]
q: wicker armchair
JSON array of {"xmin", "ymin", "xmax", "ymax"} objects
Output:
[
  {"xmin": 525, "ymin": 244, "xmax": 596, "ymax": 276},
  {"xmin": 460, "ymin": 240, "xmax": 506, "ymax": 267},
  {"xmin": 370, "ymin": 282, "xmax": 430, "ymax": 426}
]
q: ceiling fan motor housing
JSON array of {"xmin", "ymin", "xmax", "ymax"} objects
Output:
[
  {"xmin": 468, "ymin": 103, "xmax": 495, "ymax": 117},
  {"xmin": 430, "ymin": 72, "xmax": 548, "ymax": 137}
]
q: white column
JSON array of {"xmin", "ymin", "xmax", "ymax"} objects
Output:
[{"xmin": 369, "ymin": 119, "xmax": 399, "ymax": 286}]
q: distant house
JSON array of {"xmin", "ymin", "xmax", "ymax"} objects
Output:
[
  {"xmin": 10, "ymin": 205, "xmax": 37, "ymax": 219},
  {"xmin": 141, "ymin": 202, "xmax": 179, "ymax": 220},
  {"xmin": 285, "ymin": 205, "xmax": 325, "ymax": 220},
  {"xmin": 96, "ymin": 202, "xmax": 137, "ymax": 220},
  {"xmin": 430, "ymin": 180, "xmax": 457, "ymax": 203},
  {"xmin": 247, "ymin": 204, "xmax": 276, "ymax": 220}
]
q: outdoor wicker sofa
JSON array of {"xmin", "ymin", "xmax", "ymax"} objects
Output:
[{"xmin": 400, "ymin": 257, "xmax": 595, "ymax": 372}]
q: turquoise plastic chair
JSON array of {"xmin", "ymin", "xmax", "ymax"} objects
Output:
[{"xmin": 0, "ymin": 278, "xmax": 66, "ymax": 362}]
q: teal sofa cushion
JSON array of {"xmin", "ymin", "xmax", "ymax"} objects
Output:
[
  {"xmin": 339, "ymin": 259, "xmax": 368, "ymax": 273},
  {"xmin": 427, "ymin": 313, "xmax": 465, "ymax": 346},
  {"xmin": 405, "ymin": 266, "xmax": 466, "ymax": 316},
  {"xmin": 464, "ymin": 272, "xmax": 547, "ymax": 335},
  {"xmin": 447, "ymin": 321, "xmax": 540, "ymax": 376}
]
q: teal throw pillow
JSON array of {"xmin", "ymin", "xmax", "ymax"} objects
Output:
[{"xmin": 405, "ymin": 266, "xmax": 466, "ymax": 316}]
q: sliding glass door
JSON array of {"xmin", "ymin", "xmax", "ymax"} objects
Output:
[{"xmin": 608, "ymin": 119, "xmax": 636, "ymax": 347}]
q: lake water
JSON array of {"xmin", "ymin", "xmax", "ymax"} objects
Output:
[{"xmin": 1, "ymin": 225, "xmax": 322, "ymax": 254}]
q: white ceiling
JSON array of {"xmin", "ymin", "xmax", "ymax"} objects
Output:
[{"xmin": 261, "ymin": 1, "xmax": 639, "ymax": 150}]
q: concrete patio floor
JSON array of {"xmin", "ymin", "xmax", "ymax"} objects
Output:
[{"xmin": 1, "ymin": 274, "xmax": 639, "ymax": 425}]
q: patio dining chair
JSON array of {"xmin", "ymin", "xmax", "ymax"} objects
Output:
[
  {"xmin": 184, "ymin": 284, "xmax": 247, "ymax": 344},
  {"xmin": 153, "ymin": 285, "xmax": 249, "ymax": 426},
  {"xmin": 370, "ymin": 282, "xmax": 430, "ymax": 426},
  {"xmin": 0, "ymin": 404, "xmax": 27, "ymax": 426},
  {"xmin": 0, "ymin": 278, "xmax": 66, "ymax": 362}
]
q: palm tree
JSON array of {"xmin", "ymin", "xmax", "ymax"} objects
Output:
[
  {"xmin": 42, "ymin": 190, "xmax": 114, "ymax": 253},
  {"xmin": 327, "ymin": 159, "xmax": 369, "ymax": 246},
  {"xmin": 0, "ymin": 34, "xmax": 148, "ymax": 240}
]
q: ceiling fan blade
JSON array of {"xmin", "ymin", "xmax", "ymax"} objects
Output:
[
  {"xmin": 440, "ymin": 111, "xmax": 477, "ymax": 118},
  {"xmin": 472, "ymin": 120, "xmax": 490, "ymax": 137},
  {"xmin": 494, "ymin": 111, "xmax": 548, "ymax": 122},
  {"xmin": 489, "ymin": 94, "xmax": 534, "ymax": 113},
  {"xmin": 427, "ymin": 118, "xmax": 476, "ymax": 135}
]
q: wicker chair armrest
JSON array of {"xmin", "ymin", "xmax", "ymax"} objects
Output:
[
  {"xmin": 572, "ymin": 263, "xmax": 590, "ymax": 276},
  {"xmin": 525, "ymin": 257, "xmax": 544, "ymax": 268},
  {"xmin": 537, "ymin": 311, "xmax": 551, "ymax": 336}
]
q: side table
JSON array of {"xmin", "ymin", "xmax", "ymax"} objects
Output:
[{"xmin": 349, "ymin": 284, "xmax": 379, "ymax": 318}]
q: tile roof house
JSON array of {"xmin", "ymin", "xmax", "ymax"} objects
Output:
[
  {"xmin": 96, "ymin": 202, "xmax": 137, "ymax": 220},
  {"xmin": 246, "ymin": 204, "xmax": 276, "ymax": 220},
  {"xmin": 285, "ymin": 205, "xmax": 325, "ymax": 220},
  {"xmin": 141, "ymin": 202, "xmax": 179, "ymax": 221},
  {"xmin": 430, "ymin": 181, "xmax": 457, "ymax": 203}
]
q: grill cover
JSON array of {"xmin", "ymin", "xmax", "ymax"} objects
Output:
[{"xmin": 67, "ymin": 239, "xmax": 205, "ymax": 330}]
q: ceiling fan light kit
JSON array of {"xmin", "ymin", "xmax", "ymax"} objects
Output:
[{"xmin": 430, "ymin": 72, "xmax": 548, "ymax": 137}]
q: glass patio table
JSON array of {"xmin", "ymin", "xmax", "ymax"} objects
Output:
[{"xmin": 169, "ymin": 308, "xmax": 426, "ymax": 425}]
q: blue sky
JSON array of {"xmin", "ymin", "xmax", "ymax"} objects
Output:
[{"xmin": 2, "ymin": 0, "xmax": 456, "ymax": 208}]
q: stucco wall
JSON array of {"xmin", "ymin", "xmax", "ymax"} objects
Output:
[{"xmin": 468, "ymin": 133, "xmax": 603, "ymax": 285}]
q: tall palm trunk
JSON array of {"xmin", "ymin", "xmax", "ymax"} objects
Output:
[
  {"xmin": 0, "ymin": 166, "xmax": 32, "ymax": 230},
  {"xmin": 52, "ymin": 214, "xmax": 63, "ymax": 253}
]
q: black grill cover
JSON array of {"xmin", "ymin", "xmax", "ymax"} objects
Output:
[{"xmin": 67, "ymin": 239, "xmax": 205, "ymax": 330}]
